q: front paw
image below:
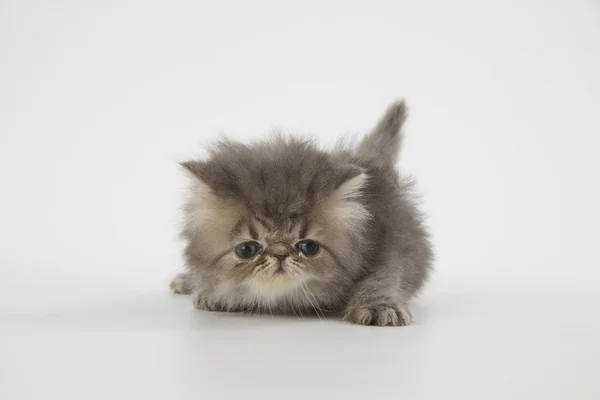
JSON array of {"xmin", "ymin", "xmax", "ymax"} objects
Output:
[
  {"xmin": 169, "ymin": 272, "xmax": 194, "ymax": 294},
  {"xmin": 343, "ymin": 304, "xmax": 413, "ymax": 326}
]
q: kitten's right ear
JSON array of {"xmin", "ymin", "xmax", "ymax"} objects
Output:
[
  {"xmin": 179, "ymin": 160, "xmax": 235, "ymax": 235},
  {"xmin": 180, "ymin": 160, "xmax": 240, "ymax": 199},
  {"xmin": 179, "ymin": 161, "xmax": 216, "ymax": 198},
  {"xmin": 180, "ymin": 161, "xmax": 207, "ymax": 183}
]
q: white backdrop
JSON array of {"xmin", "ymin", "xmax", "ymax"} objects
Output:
[{"xmin": 1, "ymin": 1, "xmax": 599, "ymax": 399}]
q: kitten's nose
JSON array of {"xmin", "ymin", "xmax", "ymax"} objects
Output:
[{"xmin": 269, "ymin": 242, "xmax": 290, "ymax": 260}]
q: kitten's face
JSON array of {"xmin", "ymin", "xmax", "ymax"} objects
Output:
[
  {"xmin": 224, "ymin": 216, "xmax": 332, "ymax": 289},
  {"xmin": 181, "ymin": 137, "xmax": 371, "ymax": 296}
]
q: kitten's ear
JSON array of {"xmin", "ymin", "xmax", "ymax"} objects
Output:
[
  {"xmin": 325, "ymin": 166, "xmax": 371, "ymax": 231},
  {"xmin": 179, "ymin": 161, "xmax": 216, "ymax": 198},
  {"xmin": 179, "ymin": 160, "xmax": 242, "ymax": 236},
  {"xmin": 179, "ymin": 160, "xmax": 240, "ymax": 198},
  {"xmin": 334, "ymin": 166, "xmax": 369, "ymax": 201},
  {"xmin": 180, "ymin": 161, "xmax": 210, "ymax": 187},
  {"xmin": 180, "ymin": 161, "xmax": 207, "ymax": 183}
]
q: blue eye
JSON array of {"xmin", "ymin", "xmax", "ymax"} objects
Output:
[
  {"xmin": 235, "ymin": 242, "xmax": 262, "ymax": 259},
  {"xmin": 296, "ymin": 240, "xmax": 320, "ymax": 256}
]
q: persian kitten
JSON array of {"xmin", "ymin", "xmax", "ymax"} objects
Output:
[{"xmin": 170, "ymin": 101, "xmax": 433, "ymax": 326}]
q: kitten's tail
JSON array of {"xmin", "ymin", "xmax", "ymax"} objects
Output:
[{"xmin": 356, "ymin": 100, "xmax": 407, "ymax": 167}]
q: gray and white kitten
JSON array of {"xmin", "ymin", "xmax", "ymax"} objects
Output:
[{"xmin": 171, "ymin": 101, "xmax": 433, "ymax": 326}]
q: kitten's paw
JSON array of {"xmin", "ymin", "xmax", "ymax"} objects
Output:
[
  {"xmin": 343, "ymin": 304, "xmax": 413, "ymax": 326},
  {"xmin": 169, "ymin": 272, "xmax": 194, "ymax": 294}
]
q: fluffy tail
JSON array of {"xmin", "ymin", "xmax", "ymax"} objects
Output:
[{"xmin": 356, "ymin": 100, "xmax": 407, "ymax": 167}]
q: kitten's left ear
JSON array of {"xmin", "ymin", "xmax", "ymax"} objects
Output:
[
  {"xmin": 326, "ymin": 166, "xmax": 371, "ymax": 231},
  {"xmin": 334, "ymin": 166, "xmax": 369, "ymax": 201}
]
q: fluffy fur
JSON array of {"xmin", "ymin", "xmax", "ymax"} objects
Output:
[{"xmin": 171, "ymin": 101, "xmax": 433, "ymax": 326}]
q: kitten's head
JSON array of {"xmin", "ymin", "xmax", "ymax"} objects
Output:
[{"xmin": 181, "ymin": 136, "xmax": 371, "ymax": 294}]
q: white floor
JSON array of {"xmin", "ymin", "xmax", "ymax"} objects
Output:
[
  {"xmin": 2, "ymin": 0, "xmax": 600, "ymax": 399},
  {"xmin": 2, "ymin": 289, "xmax": 599, "ymax": 399}
]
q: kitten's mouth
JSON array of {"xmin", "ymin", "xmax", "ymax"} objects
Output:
[
  {"xmin": 258, "ymin": 262, "xmax": 301, "ymax": 285},
  {"xmin": 273, "ymin": 267, "xmax": 286, "ymax": 275},
  {"xmin": 270, "ymin": 264, "xmax": 291, "ymax": 279},
  {"xmin": 251, "ymin": 256, "xmax": 306, "ymax": 286},
  {"xmin": 273, "ymin": 260, "xmax": 286, "ymax": 275}
]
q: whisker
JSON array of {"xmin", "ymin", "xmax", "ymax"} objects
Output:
[
  {"xmin": 300, "ymin": 283, "xmax": 323, "ymax": 321},
  {"xmin": 302, "ymin": 282, "xmax": 332, "ymax": 317},
  {"xmin": 251, "ymin": 284, "xmax": 261, "ymax": 319},
  {"xmin": 294, "ymin": 289, "xmax": 305, "ymax": 319},
  {"xmin": 289, "ymin": 294, "xmax": 301, "ymax": 319},
  {"xmin": 303, "ymin": 282, "xmax": 335, "ymax": 313},
  {"xmin": 267, "ymin": 296, "xmax": 274, "ymax": 319}
]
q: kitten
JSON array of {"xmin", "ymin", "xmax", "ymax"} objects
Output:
[{"xmin": 170, "ymin": 101, "xmax": 433, "ymax": 326}]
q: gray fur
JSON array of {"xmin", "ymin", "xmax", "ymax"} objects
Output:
[
  {"xmin": 172, "ymin": 100, "xmax": 433, "ymax": 326},
  {"xmin": 356, "ymin": 100, "xmax": 407, "ymax": 167}
]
